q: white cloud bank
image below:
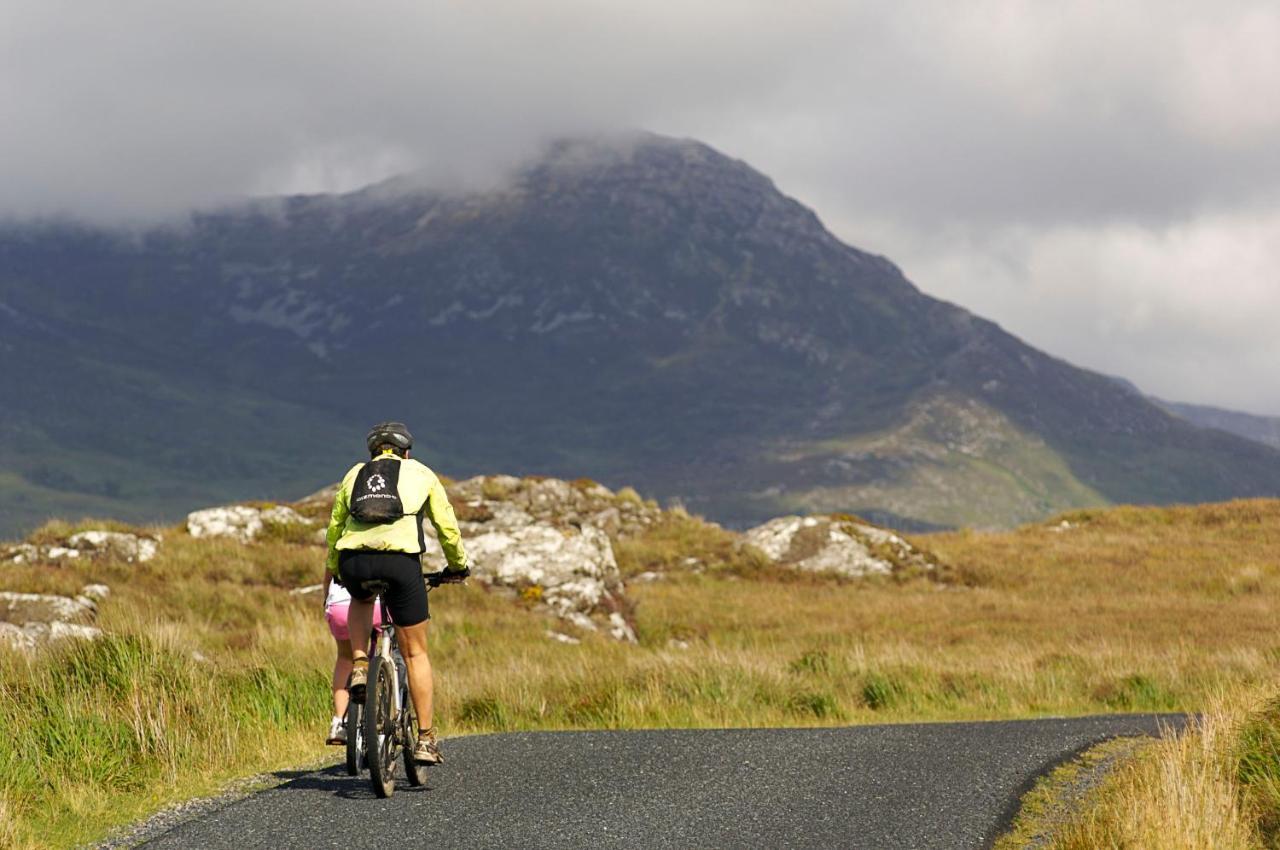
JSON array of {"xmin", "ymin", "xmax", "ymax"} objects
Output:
[
  {"xmin": 846, "ymin": 211, "xmax": 1280, "ymax": 415},
  {"xmin": 2, "ymin": 0, "xmax": 1278, "ymax": 411}
]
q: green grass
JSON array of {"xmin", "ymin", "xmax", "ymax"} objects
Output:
[
  {"xmin": 0, "ymin": 625, "xmax": 331, "ymax": 848},
  {"xmin": 770, "ymin": 394, "xmax": 1110, "ymax": 529}
]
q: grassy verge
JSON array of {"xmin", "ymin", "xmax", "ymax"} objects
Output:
[
  {"xmin": 1000, "ymin": 688, "xmax": 1280, "ymax": 848},
  {"xmin": 996, "ymin": 737, "xmax": 1156, "ymax": 848},
  {"xmin": 3, "ymin": 498, "xmax": 1280, "ymax": 846}
]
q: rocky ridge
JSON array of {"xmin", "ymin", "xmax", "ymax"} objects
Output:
[
  {"xmin": 206, "ymin": 474, "xmax": 938, "ymax": 640},
  {"xmin": 0, "ymin": 474, "xmax": 940, "ymax": 651}
]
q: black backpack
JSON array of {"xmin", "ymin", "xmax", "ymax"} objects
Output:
[{"xmin": 349, "ymin": 457, "xmax": 405, "ymax": 523}]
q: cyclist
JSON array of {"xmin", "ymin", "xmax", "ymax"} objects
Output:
[
  {"xmin": 325, "ymin": 421, "xmax": 469, "ymax": 764},
  {"xmin": 321, "ymin": 570, "xmax": 383, "ymax": 746}
]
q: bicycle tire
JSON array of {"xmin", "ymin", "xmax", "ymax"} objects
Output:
[
  {"xmin": 365, "ymin": 654, "xmax": 398, "ymax": 798},
  {"xmin": 403, "ymin": 698, "xmax": 428, "ymax": 786},
  {"xmin": 344, "ymin": 700, "xmax": 363, "ymax": 776}
]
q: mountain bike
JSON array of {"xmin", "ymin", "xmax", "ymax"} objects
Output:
[{"xmin": 358, "ymin": 570, "xmax": 455, "ymax": 798}]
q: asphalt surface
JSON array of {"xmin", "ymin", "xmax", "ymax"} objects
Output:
[{"xmin": 133, "ymin": 715, "xmax": 1183, "ymax": 850}]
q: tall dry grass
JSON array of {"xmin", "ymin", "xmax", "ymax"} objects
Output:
[
  {"xmin": 1035, "ymin": 687, "xmax": 1280, "ymax": 849},
  {"xmin": 3, "ymin": 499, "xmax": 1280, "ymax": 846}
]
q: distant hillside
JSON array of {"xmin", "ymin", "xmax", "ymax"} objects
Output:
[
  {"xmin": 1156, "ymin": 399, "xmax": 1280, "ymax": 451},
  {"xmin": 4, "ymin": 132, "xmax": 1280, "ymax": 537}
]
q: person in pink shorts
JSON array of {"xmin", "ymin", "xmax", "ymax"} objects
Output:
[{"xmin": 322, "ymin": 572, "xmax": 383, "ymax": 745}]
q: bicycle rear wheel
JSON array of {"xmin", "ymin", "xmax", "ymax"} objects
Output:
[
  {"xmin": 344, "ymin": 700, "xmax": 363, "ymax": 776},
  {"xmin": 365, "ymin": 654, "xmax": 399, "ymax": 798},
  {"xmin": 402, "ymin": 699, "xmax": 428, "ymax": 786}
]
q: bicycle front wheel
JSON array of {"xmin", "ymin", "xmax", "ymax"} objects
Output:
[{"xmin": 365, "ymin": 654, "xmax": 399, "ymax": 798}]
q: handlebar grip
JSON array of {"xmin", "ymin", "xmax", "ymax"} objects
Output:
[{"xmin": 423, "ymin": 569, "xmax": 468, "ymax": 587}]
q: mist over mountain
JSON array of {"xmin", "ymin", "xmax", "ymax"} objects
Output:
[{"xmin": 3, "ymin": 133, "xmax": 1279, "ymax": 537}]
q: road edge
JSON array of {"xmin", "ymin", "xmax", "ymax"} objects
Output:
[{"xmin": 91, "ymin": 755, "xmax": 336, "ymax": 850}]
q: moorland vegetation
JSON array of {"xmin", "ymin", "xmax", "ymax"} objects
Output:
[{"xmin": 2, "ymin": 489, "xmax": 1280, "ymax": 847}]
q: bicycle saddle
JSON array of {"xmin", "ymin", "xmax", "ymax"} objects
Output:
[{"xmin": 361, "ymin": 579, "xmax": 391, "ymax": 595}]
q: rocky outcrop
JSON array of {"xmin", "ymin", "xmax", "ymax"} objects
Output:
[
  {"xmin": 0, "ymin": 585, "xmax": 107, "ymax": 651},
  {"xmin": 744, "ymin": 515, "xmax": 938, "ymax": 578},
  {"xmin": 3, "ymin": 530, "xmax": 158, "ymax": 564},
  {"xmin": 446, "ymin": 476, "xmax": 639, "ymax": 641},
  {"xmin": 287, "ymin": 475, "xmax": 645, "ymax": 641},
  {"xmin": 186, "ymin": 504, "xmax": 313, "ymax": 542},
  {"xmin": 448, "ymin": 475, "xmax": 662, "ymax": 537},
  {"xmin": 0, "ymin": 591, "xmax": 96, "ymax": 624},
  {"xmin": 67, "ymin": 531, "xmax": 158, "ymax": 562}
]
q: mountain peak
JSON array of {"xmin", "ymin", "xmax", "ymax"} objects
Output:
[{"xmin": 2, "ymin": 134, "xmax": 1279, "ymax": 536}]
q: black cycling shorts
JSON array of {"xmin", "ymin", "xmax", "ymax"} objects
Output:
[{"xmin": 337, "ymin": 550, "xmax": 429, "ymax": 627}]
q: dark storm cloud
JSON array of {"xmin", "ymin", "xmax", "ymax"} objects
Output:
[{"xmin": 3, "ymin": 1, "xmax": 1279, "ymax": 411}]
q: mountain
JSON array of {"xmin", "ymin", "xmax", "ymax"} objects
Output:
[
  {"xmin": 4, "ymin": 132, "xmax": 1280, "ymax": 537},
  {"xmin": 1156, "ymin": 400, "xmax": 1280, "ymax": 451}
]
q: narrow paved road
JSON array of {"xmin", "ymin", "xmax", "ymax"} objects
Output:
[{"xmin": 132, "ymin": 715, "xmax": 1182, "ymax": 850}]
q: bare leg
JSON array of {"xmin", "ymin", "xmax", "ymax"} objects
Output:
[
  {"xmin": 397, "ymin": 620, "xmax": 433, "ymax": 730},
  {"xmin": 332, "ymin": 638, "xmax": 353, "ymax": 718},
  {"xmin": 348, "ymin": 599, "xmax": 375, "ymax": 664}
]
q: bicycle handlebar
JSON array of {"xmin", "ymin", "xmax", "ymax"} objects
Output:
[{"xmin": 423, "ymin": 569, "xmax": 468, "ymax": 588}]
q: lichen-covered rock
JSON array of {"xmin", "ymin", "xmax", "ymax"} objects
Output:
[
  {"xmin": 5, "ymin": 543, "xmax": 81, "ymax": 563},
  {"xmin": 186, "ymin": 504, "xmax": 312, "ymax": 542},
  {"xmin": 4, "ymin": 543, "xmax": 40, "ymax": 564},
  {"xmin": 0, "ymin": 621, "xmax": 102, "ymax": 651},
  {"xmin": 5, "ymin": 531, "xmax": 159, "ymax": 565},
  {"xmin": 0, "ymin": 591, "xmax": 96, "ymax": 625},
  {"xmin": 81, "ymin": 583, "xmax": 111, "ymax": 601},
  {"xmin": 443, "ymin": 476, "xmax": 638, "ymax": 641},
  {"xmin": 0, "ymin": 586, "xmax": 106, "ymax": 652},
  {"xmin": 744, "ymin": 515, "xmax": 937, "ymax": 578},
  {"xmin": 448, "ymin": 475, "xmax": 662, "ymax": 538},
  {"xmin": 66, "ymin": 531, "xmax": 158, "ymax": 563}
]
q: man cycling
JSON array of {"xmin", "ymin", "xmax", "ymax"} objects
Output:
[{"xmin": 325, "ymin": 421, "xmax": 469, "ymax": 765}]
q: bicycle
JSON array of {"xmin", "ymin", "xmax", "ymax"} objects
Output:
[
  {"xmin": 344, "ymin": 615, "xmax": 388, "ymax": 775},
  {"xmin": 356, "ymin": 570, "xmax": 457, "ymax": 797},
  {"xmin": 343, "ymin": 628, "xmax": 379, "ymax": 776}
]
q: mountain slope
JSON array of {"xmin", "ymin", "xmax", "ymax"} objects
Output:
[
  {"xmin": 1157, "ymin": 399, "xmax": 1280, "ymax": 451},
  {"xmin": 3, "ymin": 132, "xmax": 1280, "ymax": 535}
]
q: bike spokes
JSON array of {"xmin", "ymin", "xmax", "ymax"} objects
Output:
[{"xmin": 365, "ymin": 654, "xmax": 399, "ymax": 797}]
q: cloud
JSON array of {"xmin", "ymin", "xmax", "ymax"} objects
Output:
[
  {"xmin": 839, "ymin": 211, "xmax": 1280, "ymax": 415},
  {"xmin": 0, "ymin": 0, "xmax": 836, "ymax": 219},
  {"xmin": 2, "ymin": 0, "xmax": 1278, "ymax": 411}
]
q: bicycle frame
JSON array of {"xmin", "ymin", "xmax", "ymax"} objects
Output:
[{"xmin": 370, "ymin": 594, "xmax": 401, "ymax": 754}]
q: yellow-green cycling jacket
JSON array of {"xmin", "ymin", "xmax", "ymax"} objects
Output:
[{"xmin": 325, "ymin": 451, "xmax": 467, "ymax": 577}]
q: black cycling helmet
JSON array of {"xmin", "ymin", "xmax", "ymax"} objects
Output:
[{"xmin": 366, "ymin": 421, "xmax": 413, "ymax": 455}]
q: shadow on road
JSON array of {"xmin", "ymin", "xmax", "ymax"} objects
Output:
[{"xmin": 274, "ymin": 764, "xmax": 436, "ymax": 801}]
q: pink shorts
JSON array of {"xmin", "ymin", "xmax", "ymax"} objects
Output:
[{"xmin": 325, "ymin": 601, "xmax": 385, "ymax": 641}]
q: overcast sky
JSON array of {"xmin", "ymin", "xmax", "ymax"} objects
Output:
[{"xmin": 3, "ymin": 1, "xmax": 1279, "ymax": 413}]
